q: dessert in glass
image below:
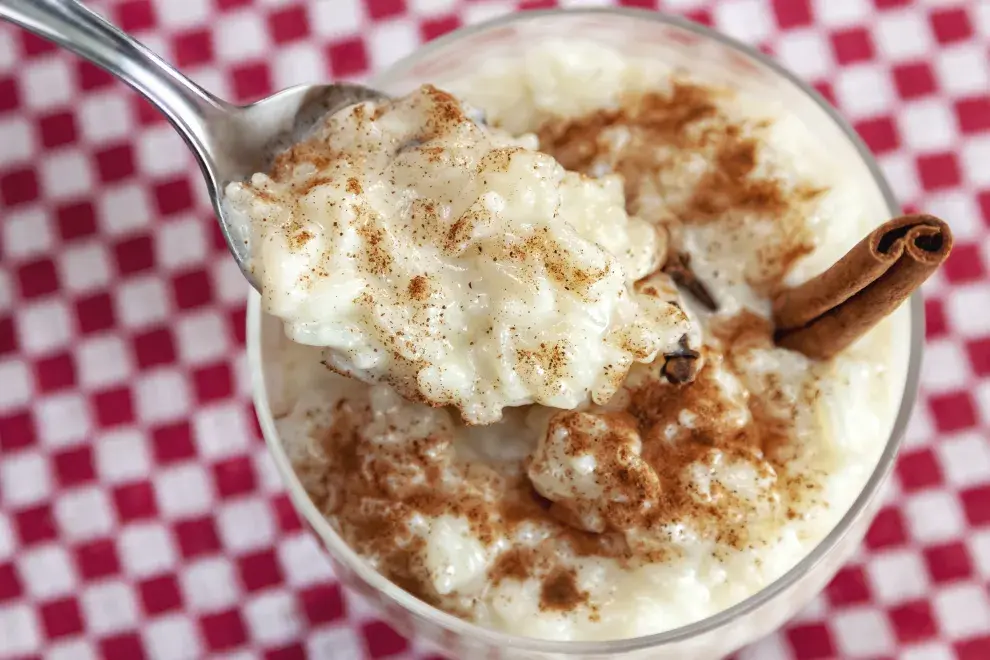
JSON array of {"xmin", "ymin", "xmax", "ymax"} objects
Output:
[{"xmin": 243, "ymin": 9, "xmax": 947, "ymax": 659}]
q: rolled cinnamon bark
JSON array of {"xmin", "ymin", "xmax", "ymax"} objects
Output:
[{"xmin": 772, "ymin": 214, "xmax": 952, "ymax": 360}]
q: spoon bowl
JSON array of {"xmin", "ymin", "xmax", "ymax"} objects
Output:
[{"xmin": 0, "ymin": 0, "xmax": 387, "ymax": 290}]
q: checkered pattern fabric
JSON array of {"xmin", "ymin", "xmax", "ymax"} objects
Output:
[{"xmin": 0, "ymin": 0, "xmax": 988, "ymax": 658}]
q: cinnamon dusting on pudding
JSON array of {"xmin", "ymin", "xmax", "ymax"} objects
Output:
[
  {"xmin": 538, "ymin": 81, "xmax": 817, "ymax": 291},
  {"xmin": 539, "ymin": 567, "xmax": 589, "ymax": 612}
]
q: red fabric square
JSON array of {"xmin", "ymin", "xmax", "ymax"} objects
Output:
[
  {"xmin": 980, "ymin": 190, "xmax": 990, "ymax": 227},
  {"xmin": 95, "ymin": 144, "xmax": 137, "ymax": 183},
  {"xmin": 916, "ymin": 153, "xmax": 962, "ymax": 191},
  {"xmin": 866, "ymin": 506, "xmax": 908, "ymax": 549},
  {"xmin": 266, "ymin": 644, "xmax": 306, "ymax": 660},
  {"xmin": 35, "ymin": 351, "xmax": 76, "ymax": 392},
  {"xmin": 114, "ymin": 234, "xmax": 155, "ymax": 275},
  {"xmin": 133, "ymin": 95, "xmax": 165, "ymax": 126},
  {"xmin": 172, "ymin": 29, "xmax": 214, "ymax": 68},
  {"xmin": 685, "ymin": 8, "xmax": 714, "ymax": 27},
  {"xmin": 76, "ymin": 292, "xmax": 117, "ymax": 334},
  {"xmin": 17, "ymin": 258, "xmax": 60, "ymax": 299},
  {"xmin": 1, "ymin": 167, "xmax": 40, "ymax": 207},
  {"xmin": 56, "ymin": 201, "xmax": 98, "ymax": 242},
  {"xmin": 75, "ymin": 538, "xmax": 121, "ymax": 580},
  {"xmin": 99, "ymin": 633, "xmax": 147, "ymax": 660},
  {"xmin": 238, "ymin": 549, "xmax": 284, "ymax": 592},
  {"xmin": 300, "ymin": 583, "xmax": 346, "ymax": 624},
  {"xmin": 19, "ymin": 31, "xmax": 58, "ymax": 57},
  {"xmin": 967, "ymin": 337, "xmax": 990, "ymax": 377},
  {"xmin": 38, "ymin": 111, "xmax": 78, "ymax": 149},
  {"xmin": 785, "ymin": 624, "xmax": 836, "ymax": 660},
  {"xmin": 0, "ymin": 77, "xmax": 18, "ymax": 113},
  {"xmin": 831, "ymin": 27, "xmax": 875, "ymax": 64},
  {"xmin": 930, "ymin": 7, "xmax": 974, "ymax": 44},
  {"xmin": 200, "ymin": 609, "xmax": 248, "ymax": 651},
  {"xmin": 40, "ymin": 597, "xmax": 84, "ymax": 638},
  {"xmin": 151, "ymin": 421, "xmax": 196, "ymax": 464},
  {"xmin": 0, "ymin": 562, "xmax": 23, "ymax": 602},
  {"xmin": 172, "ymin": 269, "xmax": 214, "ymax": 309},
  {"xmin": 273, "ymin": 494, "xmax": 304, "ymax": 533},
  {"xmin": 954, "ymin": 96, "xmax": 990, "ymax": 134},
  {"xmin": 928, "ymin": 391, "xmax": 978, "ymax": 433},
  {"xmin": 771, "ymin": 0, "xmax": 812, "ymax": 28},
  {"xmin": 228, "ymin": 306, "xmax": 247, "ymax": 345},
  {"xmin": 0, "ymin": 316, "xmax": 16, "ymax": 356},
  {"xmin": 327, "ymin": 39, "xmax": 370, "ymax": 79},
  {"xmin": 888, "ymin": 600, "xmax": 938, "ymax": 644},
  {"xmin": 75, "ymin": 61, "xmax": 114, "ymax": 91},
  {"xmin": 53, "ymin": 445, "xmax": 96, "ymax": 487},
  {"xmin": 361, "ymin": 620, "xmax": 409, "ymax": 658},
  {"xmin": 139, "ymin": 574, "xmax": 183, "ymax": 615},
  {"xmin": 924, "ymin": 541, "xmax": 974, "ymax": 583},
  {"xmin": 14, "ymin": 503, "xmax": 57, "ymax": 546},
  {"xmin": 925, "ymin": 298, "xmax": 948, "ymax": 339},
  {"xmin": 943, "ymin": 242, "xmax": 987, "ymax": 283},
  {"xmin": 114, "ymin": 0, "xmax": 156, "ymax": 33},
  {"xmin": 268, "ymin": 5, "xmax": 311, "ymax": 44},
  {"xmin": 92, "ymin": 387, "xmax": 135, "ymax": 427},
  {"xmin": 957, "ymin": 636, "xmax": 990, "ymax": 660},
  {"xmin": 194, "ymin": 363, "xmax": 233, "ymax": 403},
  {"xmin": 961, "ymin": 485, "xmax": 990, "ymax": 526},
  {"xmin": 892, "ymin": 62, "xmax": 938, "ymax": 99},
  {"xmin": 113, "ymin": 482, "xmax": 158, "ymax": 521},
  {"xmin": 420, "ymin": 16, "xmax": 462, "ymax": 42},
  {"xmin": 153, "ymin": 178, "xmax": 194, "ymax": 216},
  {"xmin": 213, "ymin": 456, "xmax": 256, "ymax": 498},
  {"xmin": 174, "ymin": 516, "xmax": 221, "ymax": 558},
  {"xmin": 826, "ymin": 565, "xmax": 872, "ymax": 606},
  {"xmin": 231, "ymin": 63, "xmax": 273, "ymax": 103},
  {"xmin": 133, "ymin": 328, "xmax": 176, "ymax": 369},
  {"xmin": 367, "ymin": 0, "xmax": 406, "ymax": 20},
  {"xmin": 0, "ymin": 410, "xmax": 36, "ymax": 451},
  {"xmin": 897, "ymin": 448, "xmax": 944, "ymax": 492},
  {"xmin": 855, "ymin": 117, "xmax": 900, "ymax": 154}
]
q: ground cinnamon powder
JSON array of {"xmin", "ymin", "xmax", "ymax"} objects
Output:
[{"xmin": 295, "ymin": 80, "xmax": 827, "ymax": 618}]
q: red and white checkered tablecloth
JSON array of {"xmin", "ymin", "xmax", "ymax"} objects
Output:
[{"xmin": 0, "ymin": 0, "xmax": 988, "ymax": 658}]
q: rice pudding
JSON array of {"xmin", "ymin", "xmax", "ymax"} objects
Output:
[{"xmin": 251, "ymin": 42, "xmax": 910, "ymax": 641}]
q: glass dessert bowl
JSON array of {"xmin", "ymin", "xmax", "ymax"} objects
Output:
[{"xmin": 248, "ymin": 8, "xmax": 925, "ymax": 659}]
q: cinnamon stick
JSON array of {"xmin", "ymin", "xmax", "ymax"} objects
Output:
[{"xmin": 772, "ymin": 214, "xmax": 952, "ymax": 360}]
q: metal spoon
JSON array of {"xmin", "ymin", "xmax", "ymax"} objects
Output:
[{"xmin": 0, "ymin": 0, "xmax": 386, "ymax": 290}]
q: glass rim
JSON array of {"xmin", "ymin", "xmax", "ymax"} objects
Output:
[{"xmin": 249, "ymin": 6, "xmax": 924, "ymax": 654}]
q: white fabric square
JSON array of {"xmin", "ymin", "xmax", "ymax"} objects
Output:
[
  {"xmin": 154, "ymin": 464, "xmax": 214, "ymax": 519},
  {"xmin": 54, "ymin": 487, "xmax": 115, "ymax": 542},
  {"xmin": 81, "ymin": 581, "xmax": 139, "ymax": 634},
  {"xmin": 0, "ymin": 359, "xmax": 33, "ymax": 414},
  {"xmin": 97, "ymin": 184, "xmax": 152, "ymax": 236},
  {"xmin": 95, "ymin": 427, "xmax": 151, "ymax": 484},
  {"xmin": 3, "ymin": 207, "xmax": 53, "ymax": 260},
  {"xmin": 59, "ymin": 242, "xmax": 112, "ymax": 295},
  {"xmin": 0, "ymin": 450, "xmax": 50, "ymax": 507},
  {"xmin": 933, "ymin": 583, "xmax": 990, "ymax": 638},
  {"xmin": 156, "ymin": 216, "xmax": 208, "ymax": 272},
  {"xmin": 244, "ymin": 591, "xmax": 302, "ymax": 645},
  {"xmin": 115, "ymin": 275, "xmax": 171, "ymax": 329},
  {"xmin": 180, "ymin": 557, "xmax": 239, "ymax": 612},
  {"xmin": 77, "ymin": 334, "xmax": 133, "ymax": 390},
  {"xmin": 143, "ymin": 615, "xmax": 203, "ymax": 660},
  {"xmin": 135, "ymin": 369, "xmax": 191, "ymax": 424},
  {"xmin": 866, "ymin": 549, "xmax": 931, "ymax": 604},
  {"xmin": 175, "ymin": 310, "xmax": 229, "ymax": 365},
  {"xmin": 118, "ymin": 523, "xmax": 178, "ymax": 577},
  {"xmin": 218, "ymin": 498, "xmax": 275, "ymax": 553},
  {"xmin": 192, "ymin": 402, "xmax": 250, "ymax": 460},
  {"xmin": 18, "ymin": 544, "xmax": 78, "ymax": 599},
  {"xmin": 35, "ymin": 392, "xmax": 92, "ymax": 448},
  {"xmin": 904, "ymin": 490, "xmax": 967, "ymax": 544},
  {"xmin": 40, "ymin": 150, "xmax": 94, "ymax": 200}
]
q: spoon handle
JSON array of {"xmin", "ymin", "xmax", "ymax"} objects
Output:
[{"xmin": 0, "ymin": 0, "xmax": 229, "ymax": 162}]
